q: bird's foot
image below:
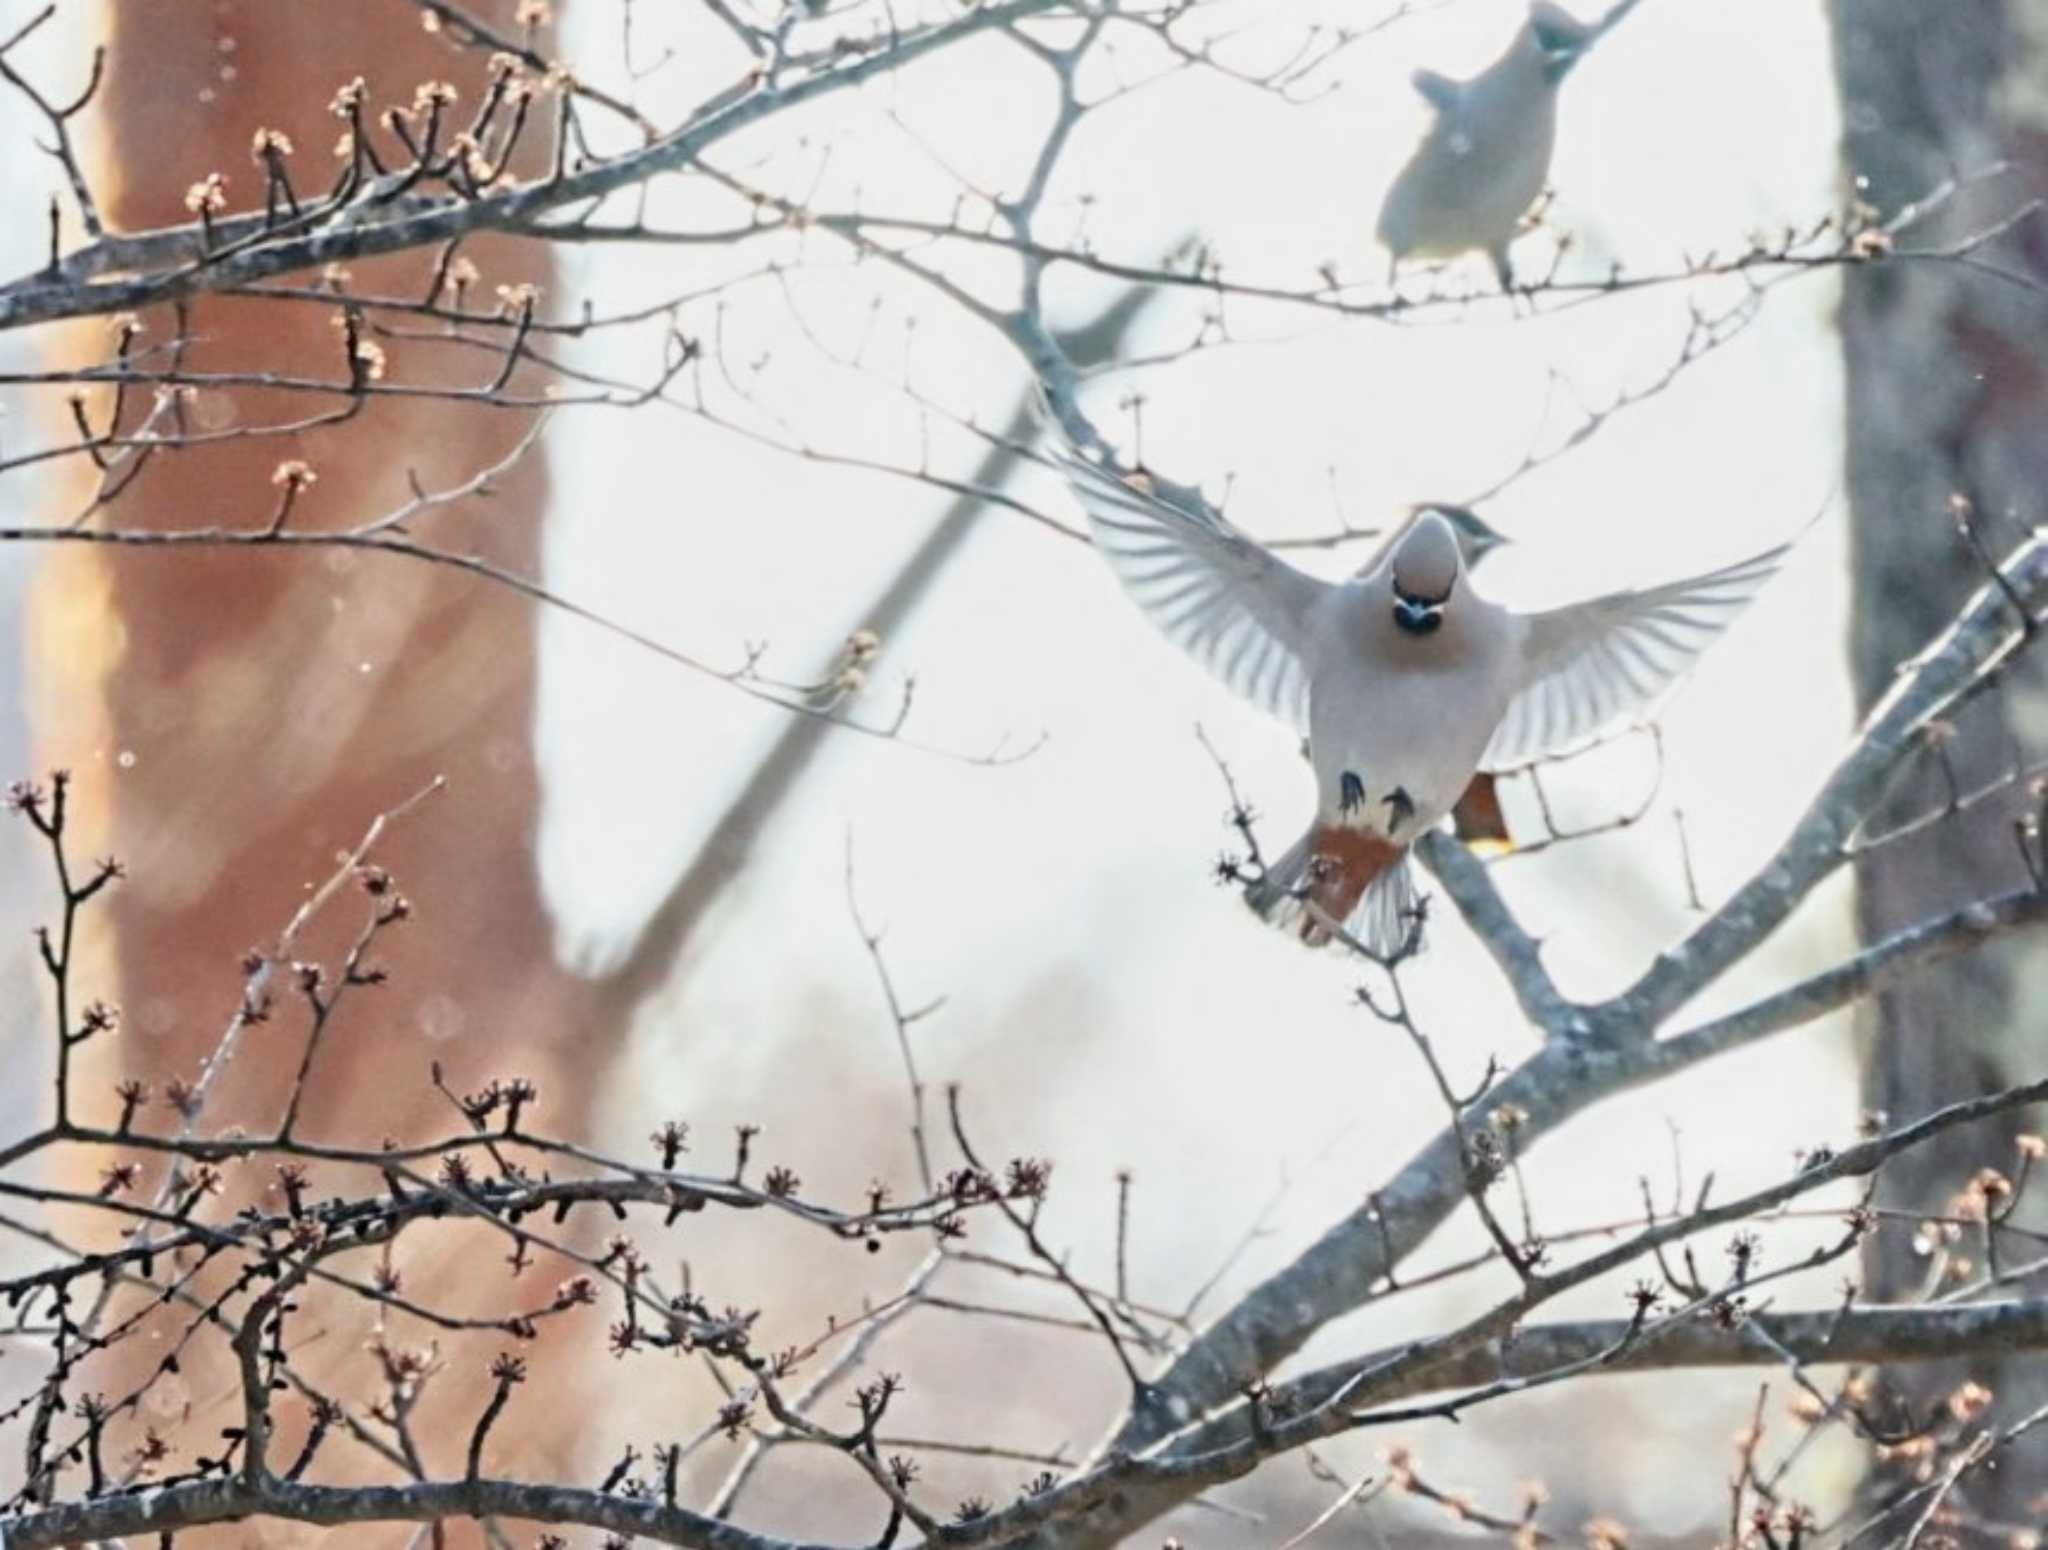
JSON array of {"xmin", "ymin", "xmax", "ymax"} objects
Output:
[
  {"xmin": 1382, "ymin": 785, "xmax": 1416, "ymax": 835},
  {"xmin": 1339, "ymin": 770, "xmax": 1366, "ymax": 816}
]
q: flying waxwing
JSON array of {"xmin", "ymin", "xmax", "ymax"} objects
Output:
[
  {"xmin": 1376, "ymin": 0, "xmax": 1639, "ymax": 291},
  {"xmin": 1045, "ymin": 416, "xmax": 1790, "ymax": 958}
]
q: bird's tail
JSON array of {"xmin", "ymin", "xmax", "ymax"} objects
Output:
[{"xmin": 1245, "ymin": 824, "xmax": 1421, "ymax": 958}]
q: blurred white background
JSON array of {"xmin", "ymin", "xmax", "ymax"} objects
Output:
[{"xmin": 530, "ymin": 0, "xmax": 1862, "ymax": 1535}]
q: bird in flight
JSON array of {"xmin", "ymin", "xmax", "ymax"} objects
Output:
[
  {"xmin": 1377, "ymin": 0, "xmax": 1641, "ymax": 290},
  {"xmin": 1042, "ymin": 410, "xmax": 1791, "ymax": 958}
]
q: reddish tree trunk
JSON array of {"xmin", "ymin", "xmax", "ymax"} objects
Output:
[{"xmin": 27, "ymin": 3, "xmax": 607, "ymax": 1526}]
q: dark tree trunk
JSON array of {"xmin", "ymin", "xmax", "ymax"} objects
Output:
[{"xmin": 1831, "ymin": 0, "xmax": 2048, "ymax": 1530}]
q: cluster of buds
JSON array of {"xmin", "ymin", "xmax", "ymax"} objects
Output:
[
  {"xmin": 445, "ymin": 255, "xmax": 482, "ymax": 307},
  {"xmin": 1005, "ymin": 1155, "xmax": 1052, "ymax": 1200},
  {"xmin": 330, "ymin": 311, "xmax": 388, "ymax": 382},
  {"xmin": 812, "ymin": 628, "xmax": 883, "ymax": 708},
  {"xmin": 367, "ymin": 1336, "xmax": 437, "ymax": 1401},
  {"xmin": 944, "ymin": 1165, "xmax": 998, "ymax": 1204},
  {"xmin": 330, "ymin": 77, "xmax": 367, "ymax": 117},
  {"xmin": 413, "ymin": 79, "xmax": 458, "ymax": 116},
  {"xmin": 458, "ymin": 1075, "xmax": 540, "ymax": 1133},
  {"xmin": 495, "ymin": 280, "xmax": 541, "ymax": 318},
  {"xmin": 649, "ymin": 1119, "xmax": 689, "ymax": 1168},
  {"xmin": 182, "ymin": 171, "xmax": 227, "ymax": 217}
]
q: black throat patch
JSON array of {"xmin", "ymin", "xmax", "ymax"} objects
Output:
[{"xmin": 1392, "ymin": 589, "xmax": 1445, "ymax": 636}]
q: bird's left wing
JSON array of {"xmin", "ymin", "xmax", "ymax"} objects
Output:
[
  {"xmin": 1044, "ymin": 434, "xmax": 1334, "ymax": 732},
  {"xmin": 1482, "ymin": 541, "xmax": 1791, "ymax": 769}
]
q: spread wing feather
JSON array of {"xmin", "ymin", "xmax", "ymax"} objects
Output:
[
  {"xmin": 1043, "ymin": 431, "xmax": 1331, "ymax": 733},
  {"xmin": 1411, "ymin": 67, "xmax": 1464, "ymax": 117},
  {"xmin": 1483, "ymin": 542, "xmax": 1789, "ymax": 768}
]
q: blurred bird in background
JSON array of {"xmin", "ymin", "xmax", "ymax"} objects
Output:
[
  {"xmin": 1377, "ymin": 0, "xmax": 1643, "ymax": 290},
  {"xmin": 1042, "ymin": 409, "xmax": 1790, "ymax": 957}
]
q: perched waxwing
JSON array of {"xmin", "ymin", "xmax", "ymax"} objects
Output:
[
  {"xmin": 1376, "ymin": 0, "xmax": 1638, "ymax": 290},
  {"xmin": 1045, "ymin": 413, "xmax": 1789, "ymax": 957}
]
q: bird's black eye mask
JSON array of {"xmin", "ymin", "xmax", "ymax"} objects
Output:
[
  {"xmin": 1536, "ymin": 32, "xmax": 1585, "ymax": 82},
  {"xmin": 1392, "ymin": 582, "xmax": 1447, "ymax": 636}
]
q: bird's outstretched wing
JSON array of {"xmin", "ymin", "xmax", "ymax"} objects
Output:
[
  {"xmin": 1482, "ymin": 541, "xmax": 1791, "ymax": 769},
  {"xmin": 1042, "ymin": 426, "xmax": 1333, "ymax": 732},
  {"xmin": 1410, "ymin": 68, "xmax": 1464, "ymax": 117}
]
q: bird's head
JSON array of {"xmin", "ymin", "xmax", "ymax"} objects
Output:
[
  {"xmin": 1418, "ymin": 502, "xmax": 1511, "ymax": 568},
  {"xmin": 1388, "ymin": 509, "xmax": 1464, "ymax": 637},
  {"xmin": 1526, "ymin": 1, "xmax": 1593, "ymax": 82}
]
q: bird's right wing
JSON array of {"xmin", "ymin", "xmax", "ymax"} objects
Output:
[
  {"xmin": 1410, "ymin": 68, "xmax": 1464, "ymax": 118},
  {"xmin": 1043, "ymin": 432, "xmax": 1334, "ymax": 732},
  {"xmin": 1482, "ymin": 541, "xmax": 1791, "ymax": 769}
]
